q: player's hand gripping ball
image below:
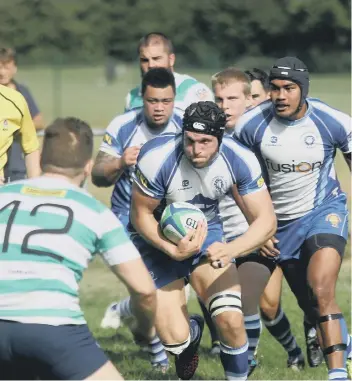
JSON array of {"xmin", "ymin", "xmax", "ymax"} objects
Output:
[{"xmin": 160, "ymin": 202, "xmax": 207, "ymax": 244}]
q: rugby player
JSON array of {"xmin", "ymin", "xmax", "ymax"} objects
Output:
[
  {"xmin": 209, "ymin": 67, "xmax": 305, "ymax": 373},
  {"xmin": 93, "ymin": 68, "xmax": 182, "ymax": 372},
  {"xmin": 125, "ymin": 32, "xmax": 213, "ymax": 112},
  {"xmin": 243, "ymin": 66, "xmax": 323, "ymax": 370},
  {"xmin": 0, "ymin": 84, "xmax": 40, "ymax": 185},
  {"xmin": 0, "ymin": 47, "xmax": 44, "ymax": 183},
  {"xmin": 235, "ymin": 56, "xmax": 352, "ymax": 381},
  {"xmin": 0, "ymin": 117, "xmax": 156, "ymax": 380},
  {"xmin": 244, "ymin": 68, "xmax": 271, "ymax": 107},
  {"xmin": 130, "ymin": 101, "xmax": 276, "ymax": 380}
]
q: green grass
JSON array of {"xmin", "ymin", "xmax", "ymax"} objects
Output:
[
  {"xmin": 80, "ymin": 257, "xmax": 351, "ymax": 380},
  {"xmin": 21, "ymin": 65, "xmax": 351, "ymax": 379}
]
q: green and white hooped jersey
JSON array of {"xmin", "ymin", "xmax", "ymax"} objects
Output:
[
  {"xmin": 0, "ymin": 177, "xmax": 140, "ymax": 326},
  {"xmin": 125, "ymin": 72, "xmax": 214, "ymax": 112}
]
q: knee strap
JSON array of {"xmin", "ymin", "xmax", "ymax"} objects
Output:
[
  {"xmin": 206, "ymin": 291, "xmax": 242, "ymax": 318},
  {"xmin": 162, "ymin": 335, "xmax": 190, "ymax": 355},
  {"xmin": 323, "ymin": 343, "xmax": 347, "ymax": 356},
  {"xmin": 319, "ymin": 313, "xmax": 343, "ymax": 323}
]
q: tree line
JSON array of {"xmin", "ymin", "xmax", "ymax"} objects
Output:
[{"xmin": 0, "ymin": 0, "xmax": 350, "ymax": 72}]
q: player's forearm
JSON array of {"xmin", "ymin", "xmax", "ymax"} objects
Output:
[
  {"xmin": 25, "ymin": 150, "xmax": 41, "ymax": 178},
  {"xmin": 33, "ymin": 114, "xmax": 45, "ymax": 131},
  {"xmin": 92, "ymin": 156, "xmax": 124, "ymax": 187},
  {"xmin": 131, "ymin": 209, "xmax": 176, "ymax": 258},
  {"xmin": 228, "ymin": 213, "xmax": 277, "ymax": 258}
]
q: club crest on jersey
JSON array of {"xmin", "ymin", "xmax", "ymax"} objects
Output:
[
  {"xmin": 325, "ymin": 213, "xmax": 341, "ymax": 228},
  {"xmin": 304, "ymin": 135, "xmax": 315, "ymax": 146},
  {"xmin": 301, "ymin": 132, "xmax": 317, "ymax": 148},
  {"xmin": 270, "ymin": 136, "xmax": 278, "ymax": 144},
  {"xmin": 211, "ymin": 176, "xmax": 228, "ymax": 196}
]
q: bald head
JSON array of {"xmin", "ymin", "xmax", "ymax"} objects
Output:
[
  {"xmin": 138, "ymin": 33, "xmax": 175, "ymax": 75},
  {"xmin": 138, "ymin": 32, "xmax": 174, "ymax": 55}
]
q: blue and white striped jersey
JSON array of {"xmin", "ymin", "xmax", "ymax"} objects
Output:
[
  {"xmin": 99, "ymin": 109, "xmax": 183, "ymax": 216},
  {"xmin": 218, "ymin": 133, "xmax": 249, "ymax": 240},
  {"xmin": 235, "ymin": 98, "xmax": 351, "ymax": 220},
  {"xmin": 132, "ymin": 133, "xmax": 266, "ymax": 226}
]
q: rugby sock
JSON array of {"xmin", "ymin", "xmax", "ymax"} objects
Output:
[
  {"xmin": 321, "ymin": 316, "xmax": 348, "ymax": 379},
  {"xmin": 338, "ymin": 316, "xmax": 348, "ymax": 367},
  {"xmin": 220, "ymin": 341, "xmax": 248, "ymax": 380},
  {"xmin": 190, "ymin": 317, "xmax": 201, "ymax": 342},
  {"xmin": 197, "ymin": 297, "xmax": 219, "ymax": 344},
  {"xmin": 148, "ymin": 335, "xmax": 169, "ymax": 368},
  {"xmin": 245, "ymin": 314, "xmax": 262, "ymax": 364},
  {"xmin": 261, "ymin": 307, "xmax": 302, "ymax": 358},
  {"xmin": 328, "ymin": 368, "xmax": 348, "ymax": 380},
  {"xmin": 347, "ymin": 334, "xmax": 351, "ymax": 359},
  {"xmin": 114, "ymin": 297, "xmax": 133, "ymax": 319}
]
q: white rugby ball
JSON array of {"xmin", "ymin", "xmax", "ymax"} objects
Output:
[{"xmin": 160, "ymin": 201, "xmax": 206, "ymax": 244}]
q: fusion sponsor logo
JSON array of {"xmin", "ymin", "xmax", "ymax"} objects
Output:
[{"xmin": 265, "ymin": 158, "xmax": 322, "ymax": 173}]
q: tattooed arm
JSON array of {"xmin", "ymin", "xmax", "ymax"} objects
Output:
[
  {"xmin": 92, "ymin": 146, "xmax": 141, "ymax": 187},
  {"xmin": 91, "ymin": 151, "xmax": 124, "ymax": 187}
]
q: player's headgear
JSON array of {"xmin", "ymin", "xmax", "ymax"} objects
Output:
[
  {"xmin": 269, "ymin": 56, "xmax": 309, "ymax": 110},
  {"xmin": 183, "ymin": 101, "xmax": 226, "ymax": 145}
]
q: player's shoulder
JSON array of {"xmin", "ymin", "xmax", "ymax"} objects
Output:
[
  {"xmin": 14, "ymin": 81, "xmax": 30, "ymax": 95},
  {"xmin": 139, "ymin": 132, "xmax": 182, "ymax": 161},
  {"xmin": 0, "ymin": 84, "xmax": 27, "ymax": 114},
  {"xmin": 235, "ymin": 100, "xmax": 274, "ymax": 137},
  {"xmin": 129, "ymin": 84, "xmax": 140, "ymax": 94},
  {"xmin": 174, "ymin": 72, "xmax": 198, "ymax": 84},
  {"xmin": 175, "ymin": 71, "xmax": 213, "ymax": 99},
  {"xmin": 171, "ymin": 108, "xmax": 184, "ymax": 127},
  {"xmin": 4, "ymin": 177, "xmax": 108, "ymax": 214},
  {"xmin": 308, "ymin": 97, "xmax": 350, "ymax": 124},
  {"xmin": 237, "ymin": 100, "xmax": 273, "ymax": 127},
  {"xmin": 221, "ymin": 135, "xmax": 257, "ymax": 162},
  {"xmin": 105, "ymin": 108, "xmax": 142, "ymax": 135}
]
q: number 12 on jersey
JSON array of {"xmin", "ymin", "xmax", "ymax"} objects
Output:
[{"xmin": 0, "ymin": 200, "xmax": 73, "ymax": 261}]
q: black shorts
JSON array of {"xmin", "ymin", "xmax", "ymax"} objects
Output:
[
  {"xmin": 235, "ymin": 252, "xmax": 277, "ymax": 274},
  {"xmin": 0, "ymin": 320, "xmax": 109, "ymax": 380}
]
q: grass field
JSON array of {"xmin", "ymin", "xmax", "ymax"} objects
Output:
[{"xmin": 20, "ymin": 65, "xmax": 351, "ymax": 379}]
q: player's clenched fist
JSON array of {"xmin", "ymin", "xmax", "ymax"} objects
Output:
[
  {"xmin": 206, "ymin": 242, "xmax": 232, "ymax": 269},
  {"xmin": 121, "ymin": 146, "xmax": 141, "ymax": 168},
  {"xmin": 172, "ymin": 219, "xmax": 208, "ymax": 261}
]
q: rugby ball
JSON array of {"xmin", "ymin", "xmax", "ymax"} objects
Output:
[{"xmin": 160, "ymin": 201, "xmax": 206, "ymax": 244}]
